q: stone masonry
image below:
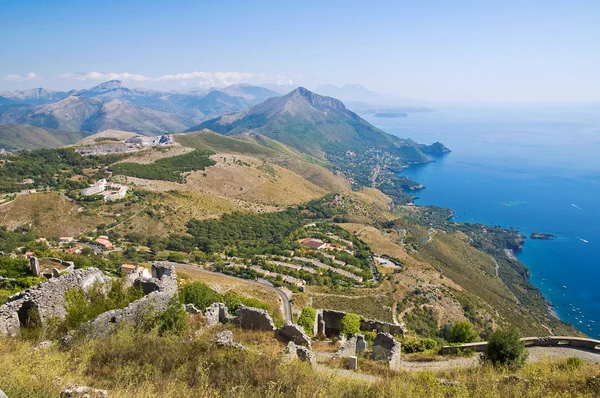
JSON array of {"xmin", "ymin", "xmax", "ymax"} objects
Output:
[
  {"xmin": 316, "ymin": 309, "xmax": 405, "ymax": 338},
  {"xmin": 79, "ymin": 263, "xmax": 178, "ymax": 338},
  {"xmin": 0, "ymin": 268, "xmax": 109, "ymax": 337},
  {"xmin": 236, "ymin": 305, "xmax": 275, "ymax": 331},
  {"xmin": 371, "ymin": 332, "xmax": 402, "ymax": 370},
  {"xmin": 277, "ymin": 323, "xmax": 311, "ymax": 347},
  {"xmin": 336, "ymin": 333, "xmax": 367, "ymax": 357}
]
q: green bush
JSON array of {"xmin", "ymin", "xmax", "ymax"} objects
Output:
[
  {"xmin": 483, "ymin": 328, "xmax": 528, "ymax": 368},
  {"xmin": 363, "ymin": 331, "xmax": 377, "ymax": 343},
  {"xmin": 340, "ymin": 313, "xmax": 361, "ymax": 338},
  {"xmin": 158, "ymin": 295, "xmax": 188, "ymax": 336},
  {"xmin": 401, "ymin": 336, "xmax": 439, "ymax": 353},
  {"xmin": 110, "ymin": 149, "xmax": 215, "ymax": 182},
  {"xmin": 297, "ymin": 307, "xmax": 316, "ymax": 335},
  {"xmin": 179, "ymin": 282, "xmax": 222, "ymax": 311},
  {"xmin": 566, "ymin": 356, "xmax": 584, "ymax": 369},
  {"xmin": 445, "ymin": 321, "xmax": 478, "ymax": 344}
]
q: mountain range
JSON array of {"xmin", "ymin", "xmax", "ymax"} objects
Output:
[
  {"xmin": 0, "ymin": 81, "xmax": 280, "ymax": 137},
  {"xmin": 192, "ymin": 86, "xmax": 437, "ymax": 163}
]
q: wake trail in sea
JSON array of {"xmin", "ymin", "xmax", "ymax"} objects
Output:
[
  {"xmin": 576, "ymin": 237, "xmax": 590, "ymax": 243},
  {"xmin": 572, "ymin": 203, "xmax": 600, "ymax": 214}
]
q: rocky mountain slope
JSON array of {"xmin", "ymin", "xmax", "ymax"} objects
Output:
[
  {"xmin": 0, "ymin": 80, "xmax": 280, "ymax": 136},
  {"xmin": 191, "ymin": 87, "xmax": 434, "ymax": 163}
]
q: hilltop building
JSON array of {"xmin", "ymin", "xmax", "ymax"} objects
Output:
[
  {"xmin": 80, "ymin": 179, "xmax": 128, "ymax": 201},
  {"xmin": 81, "ymin": 179, "xmax": 107, "ymax": 196}
]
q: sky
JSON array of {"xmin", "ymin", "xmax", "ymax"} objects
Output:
[{"xmin": 1, "ymin": 0, "xmax": 599, "ymax": 102}]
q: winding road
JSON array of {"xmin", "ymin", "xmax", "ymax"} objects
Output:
[{"xmin": 169, "ymin": 263, "xmax": 293, "ymax": 323}]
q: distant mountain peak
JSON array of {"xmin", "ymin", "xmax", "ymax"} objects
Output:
[
  {"xmin": 286, "ymin": 87, "xmax": 346, "ymax": 111},
  {"xmin": 88, "ymin": 80, "xmax": 127, "ymax": 92}
]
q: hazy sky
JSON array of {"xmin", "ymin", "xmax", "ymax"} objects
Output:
[{"xmin": 1, "ymin": 0, "xmax": 598, "ymax": 102}]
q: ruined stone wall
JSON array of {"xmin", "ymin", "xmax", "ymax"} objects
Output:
[
  {"xmin": 78, "ymin": 262, "xmax": 178, "ymax": 338},
  {"xmin": 0, "ymin": 268, "xmax": 108, "ymax": 337},
  {"xmin": 316, "ymin": 309, "xmax": 406, "ymax": 338}
]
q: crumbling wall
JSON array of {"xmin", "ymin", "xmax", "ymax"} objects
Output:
[
  {"xmin": 277, "ymin": 323, "xmax": 311, "ymax": 347},
  {"xmin": 371, "ymin": 332, "xmax": 402, "ymax": 370},
  {"xmin": 0, "ymin": 268, "xmax": 108, "ymax": 337},
  {"xmin": 337, "ymin": 333, "xmax": 367, "ymax": 357},
  {"xmin": 316, "ymin": 309, "xmax": 405, "ymax": 338},
  {"xmin": 236, "ymin": 306, "xmax": 275, "ymax": 331},
  {"xmin": 79, "ymin": 262, "xmax": 178, "ymax": 338}
]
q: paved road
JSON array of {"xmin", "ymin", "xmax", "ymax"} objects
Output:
[{"xmin": 171, "ymin": 263, "xmax": 293, "ymax": 323}]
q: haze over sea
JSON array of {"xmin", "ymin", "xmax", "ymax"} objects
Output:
[{"xmin": 365, "ymin": 105, "xmax": 600, "ymax": 338}]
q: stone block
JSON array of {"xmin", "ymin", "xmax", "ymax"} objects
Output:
[
  {"xmin": 348, "ymin": 355, "xmax": 358, "ymax": 370},
  {"xmin": 236, "ymin": 305, "xmax": 275, "ymax": 331},
  {"xmin": 372, "ymin": 332, "xmax": 402, "ymax": 370},
  {"xmin": 60, "ymin": 385, "xmax": 108, "ymax": 397},
  {"xmin": 277, "ymin": 323, "xmax": 311, "ymax": 347}
]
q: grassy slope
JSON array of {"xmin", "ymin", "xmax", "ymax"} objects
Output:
[
  {"xmin": 0, "ymin": 124, "xmax": 85, "ymax": 150},
  {"xmin": 0, "ymin": 192, "xmax": 113, "ymax": 237},
  {"xmin": 2, "ymin": 327, "xmax": 600, "ymax": 397}
]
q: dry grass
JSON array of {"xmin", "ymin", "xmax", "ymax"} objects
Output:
[
  {"xmin": 73, "ymin": 130, "xmax": 138, "ymax": 146},
  {"xmin": 114, "ymin": 146, "xmax": 194, "ymax": 165},
  {"xmin": 0, "ymin": 192, "xmax": 112, "ymax": 237},
  {"xmin": 119, "ymin": 152, "xmax": 326, "ymax": 210},
  {"xmin": 114, "ymin": 190, "xmax": 242, "ymax": 236},
  {"xmin": 2, "ymin": 331, "xmax": 600, "ymax": 398}
]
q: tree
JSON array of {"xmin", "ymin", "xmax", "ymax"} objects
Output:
[
  {"xmin": 484, "ymin": 327, "xmax": 528, "ymax": 368},
  {"xmin": 445, "ymin": 321, "xmax": 478, "ymax": 344},
  {"xmin": 297, "ymin": 307, "xmax": 316, "ymax": 335},
  {"xmin": 340, "ymin": 313, "xmax": 361, "ymax": 338}
]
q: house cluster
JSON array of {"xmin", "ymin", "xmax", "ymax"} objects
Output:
[
  {"xmin": 59, "ymin": 235, "xmax": 114, "ymax": 251},
  {"xmin": 80, "ymin": 179, "xmax": 129, "ymax": 202}
]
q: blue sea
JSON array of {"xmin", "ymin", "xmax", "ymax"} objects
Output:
[{"xmin": 364, "ymin": 104, "xmax": 600, "ymax": 337}]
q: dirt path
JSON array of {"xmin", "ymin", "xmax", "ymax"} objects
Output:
[{"xmin": 492, "ymin": 256, "xmax": 520, "ymax": 304}]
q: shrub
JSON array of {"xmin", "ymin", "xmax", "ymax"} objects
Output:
[
  {"xmin": 363, "ymin": 331, "xmax": 377, "ymax": 343},
  {"xmin": 340, "ymin": 313, "xmax": 361, "ymax": 338},
  {"xmin": 179, "ymin": 282, "xmax": 222, "ymax": 310},
  {"xmin": 297, "ymin": 307, "xmax": 316, "ymax": 335},
  {"xmin": 401, "ymin": 336, "xmax": 439, "ymax": 353},
  {"xmin": 157, "ymin": 295, "xmax": 188, "ymax": 336},
  {"xmin": 483, "ymin": 328, "xmax": 527, "ymax": 368},
  {"xmin": 445, "ymin": 321, "xmax": 478, "ymax": 344},
  {"xmin": 566, "ymin": 356, "xmax": 584, "ymax": 369}
]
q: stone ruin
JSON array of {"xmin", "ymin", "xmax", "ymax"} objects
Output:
[
  {"xmin": 277, "ymin": 323, "xmax": 311, "ymax": 347},
  {"xmin": 236, "ymin": 306, "xmax": 276, "ymax": 331},
  {"xmin": 371, "ymin": 332, "xmax": 402, "ymax": 370},
  {"xmin": 281, "ymin": 341, "xmax": 316, "ymax": 366},
  {"xmin": 336, "ymin": 333, "xmax": 367, "ymax": 358},
  {"xmin": 198, "ymin": 301, "xmax": 317, "ymax": 363},
  {"xmin": 314, "ymin": 309, "xmax": 405, "ymax": 338},
  {"xmin": 79, "ymin": 262, "xmax": 177, "ymax": 338},
  {"xmin": 0, "ymin": 262, "xmax": 178, "ymax": 339},
  {"xmin": 0, "ymin": 268, "xmax": 109, "ymax": 337},
  {"xmin": 30, "ymin": 256, "xmax": 76, "ymax": 279}
]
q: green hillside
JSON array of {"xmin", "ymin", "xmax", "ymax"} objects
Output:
[
  {"xmin": 191, "ymin": 87, "xmax": 431, "ymax": 164},
  {"xmin": 0, "ymin": 124, "xmax": 86, "ymax": 150}
]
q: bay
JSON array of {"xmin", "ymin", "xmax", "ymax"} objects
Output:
[{"xmin": 364, "ymin": 104, "xmax": 600, "ymax": 337}]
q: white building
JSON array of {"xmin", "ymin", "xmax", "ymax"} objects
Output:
[
  {"xmin": 81, "ymin": 179, "xmax": 107, "ymax": 196},
  {"xmin": 104, "ymin": 185, "xmax": 128, "ymax": 202}
]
